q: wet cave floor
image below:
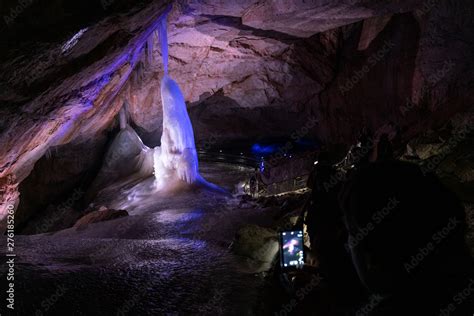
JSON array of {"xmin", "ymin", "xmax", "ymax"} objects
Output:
[{"xmin": 2, "ymin": 162, "xmax": 282, "ymax": 316}]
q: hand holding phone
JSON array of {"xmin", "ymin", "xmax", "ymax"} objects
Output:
[{"xmin": 279, "ymin": 230, "xmax": 305, "ymax": 269}]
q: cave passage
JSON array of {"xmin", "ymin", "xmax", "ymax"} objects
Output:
[
  {"xmin": 1, "ymin": 1, "xmax": 474, "ymax": 315},
  {"xmin": 9, "ymin": 162, "xmax": 275, "ymax": 315}
]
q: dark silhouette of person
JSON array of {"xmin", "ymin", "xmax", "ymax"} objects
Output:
[
  {"xmin": 305, "ymin": 164, "xmax": 368, "ymax": 313},
  {"xmin": 340, "ymin": 160, "xmax": 474, "ymax": 315}
]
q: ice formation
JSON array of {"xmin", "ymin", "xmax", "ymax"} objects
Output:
[
  {"xmin": 61, "ymin": 27, "xmax": 88, "ymax": 54},
  {"xmin": 154, "ymin": 75, "xmax": 199, "ymax": 186},
  {"xmin": 91, "ymin": 9, "xmax": 225, "ymax": 198},
  {"xmin": 87, "ymin": 113, "xmax": 154, "ymax": 199},
  {"xmin": 151, "ymin": 11, "xmax": 226, "ymax": 194},
  {"xmin": 153, "ymin": 11, "xmax": 202, "ymax": 188},
  {"xmin": 157, "ymin": 15, "xmax": 169, "ymax": 75}
]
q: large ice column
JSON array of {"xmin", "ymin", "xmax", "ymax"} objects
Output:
[
  {"xmin": 158, "ymin": 75, "xmax": 199, "ymax": 184},
  {"xmin": 152, "ymin": 9, "xmax": 226, "ymax": 194},
  {"xmin": 153, "ymin": 10, "xmax": 198, "ymax": 185}
]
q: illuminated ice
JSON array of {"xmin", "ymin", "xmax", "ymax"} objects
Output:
[
  {"xmin": 88, "ymin": 125, "xmax": 154, "ymax": 197},
  {"xmin": 61, "ymin": 27, "xmax": 88, "ymax": 54},
  {"xmin": 153, "ymin": 12, "xmax": 205, "ymax": 189},
  {"xmin": 92, "ymin": 10, "xmax": 225, "ymax": 198},
  {"xmin": 155, "ymin": 75, "xmax": 199, "ymax": 185}
]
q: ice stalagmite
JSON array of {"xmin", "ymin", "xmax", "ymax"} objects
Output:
[
  {"xmin": 157, "ymin": 75, "xmax": 199, "ymax": 184},
  {"xmin": 153, "ymin": 10, "xmax": 225, "ymax": 193},
  {"xmin": 153, "ymin": 10, "xmax": 199, "ymax": 186}
]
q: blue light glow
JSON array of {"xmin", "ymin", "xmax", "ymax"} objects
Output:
[{"xmin": 251, "ymin": 143, "xmax": 278, "ymax": 155}]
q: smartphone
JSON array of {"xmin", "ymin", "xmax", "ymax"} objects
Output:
[{"xmin": 279, "ymin": 230, "xmax": 305, "ymax": 269}]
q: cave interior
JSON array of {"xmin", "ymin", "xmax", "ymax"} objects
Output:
[{"xmin": 0, "ymin": 0, "xmax": 473, "ymax": 315}]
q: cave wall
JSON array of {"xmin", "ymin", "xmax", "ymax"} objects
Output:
[
  {"xmin": 15, "ymin": 133, "xmax": 110, "ymax": 233},
  {"xmin": 121, "ymin": 0, "xmax": 474, "ymax": 147},
  {"xmin": 320, "ymin": 1, "xmax": 474, "ymax": 145},
  {"xmin": 0, "ymin": 0, "xmax": 173, "ymax": 226}
]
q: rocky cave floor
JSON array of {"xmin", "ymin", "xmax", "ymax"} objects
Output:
[
  {"xmin": 0, "ymin": 162, "xmax": 309, "ymax": 315},
  {"xmin": 1, "ymin": 157, "xmax": 473, "ymax": 315},
  {"xmin": 1, "ymin": 130, "xmax": 474, "ymax": 315}
]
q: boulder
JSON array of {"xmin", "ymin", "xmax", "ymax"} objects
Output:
[
  {"xmin": 73, "ymin": 206, "xmax": 128, "ymax": 228},
  {"xmin": 232, "ymin": 224, "xmax": 279, "ymax": 272}
]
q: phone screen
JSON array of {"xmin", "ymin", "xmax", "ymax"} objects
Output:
[{"xmin": 280, "ymin": 230, "xmax": 305, "ymax": 269}]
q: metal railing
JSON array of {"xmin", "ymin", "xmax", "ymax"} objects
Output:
[
  {"xmin": 197, "ymin": 150, "xmax": 310, "ymax": 197},
  {"xmin": 245, "ymin": 172, "xmax": 310, "ymax": 197},
  {"xmin": 197, "ymin": 150, "xmax": 258, "ymax": 168}
]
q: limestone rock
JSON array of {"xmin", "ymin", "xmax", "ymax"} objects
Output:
[
  {"xmin": 232, "ymin": 224, "xmax": 279, "ymax": 272},
  {"xmin": 73, "ymin": 206, "xmax": 128, "ymax": 229}
]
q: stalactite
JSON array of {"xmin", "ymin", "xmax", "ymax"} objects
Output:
[
  {"xmin": 146, "ymin": 34, "xmax": 154, "ymax": 67},
  {"xmin": 44, "ymin": 146, "xmax": 59, "ymax": 160},
  {"xmin": 119, "ymin": 103, "xmax": 128, "ymax": 130},
  {"xmin": 117, "ymin": 99, "xmax": 132, "ymax": 130},
  {"xmin": 154, "ymin": 29, "xmax": 159, "ymax": 44},
  {"xmin": 132, "ymin": 63, "xmax": 138, "ymax": 85},
  {"xmin": 133, "ymin": 61, "xmax": 145, "ymax": 86},
  {"xmin": 45, "ymin": 148, "xmax": 53, "ymax": 160},
  {"xmin": 158, "ymin": 14, "xmax": 168, "ymax": 75}
]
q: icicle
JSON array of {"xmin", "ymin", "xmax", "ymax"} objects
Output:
[
  {"xmin": 158, "ymin": 14, "xmax": 169, "ymax": 75},
  {"xmin": 146, "ymin": 35, "xmax": 154, "ymax": 66},
  {"xmin": 133, "ymin": 61, "xmax": 145, "ymax": 86},
  {"xmin": 45, "ymin": 148, "xmax": 53, "ymax": 159},
  {"xmin": 119, "ymin": 102, "xmax": 128, "ymax": 129},
  {"xmin": 132, "ymin": 63, "xmax": 138, "ymax": 85},
  {"xmin": 153, "ymin": 6, "xmax": 226, "ymax": 193}
]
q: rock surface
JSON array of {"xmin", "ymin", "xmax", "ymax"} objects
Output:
[
  {"xmin": 73, "ymin": 206, "xmax": 128, "ymax": 229},
  {"xmin": 232, "ymin": 224, "xmax": 279, "ymax": 272},
  {"xmin": 123, "ymin": 0, "xmax": 474, "ymax": 148},
  {"xmin": 402, "ymin": 112, "xmax": 474, "ymax": 203},
  {"xmin": 0, "ymin": 0, "xmax": 173, "ymax": 225}
]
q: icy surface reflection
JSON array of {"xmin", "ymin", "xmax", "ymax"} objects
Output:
[{"xmin": 2, "ymin": 162, "xmax": 275, "ymax": 315}]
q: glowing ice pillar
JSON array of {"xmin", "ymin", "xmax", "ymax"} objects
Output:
[{"xmin": 153, "ymin": 10, "xmax": 200, "ymax": 186}]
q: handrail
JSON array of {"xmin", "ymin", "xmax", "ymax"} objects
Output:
[
  {"xmin": 246, "ymin": 171, "xmax": 311, "ymax": 197},
  {"xmin": 197, "ymin": 150, "xmax": 310, "ymax": 197},
  {"xmin": 197, "ymin": 150, "xmax": 259, "ymax": 168}
]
